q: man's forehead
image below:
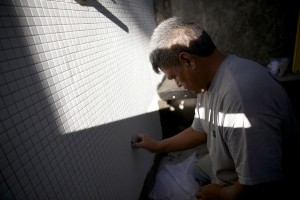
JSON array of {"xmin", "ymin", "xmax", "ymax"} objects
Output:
[{"xmin": 160, "ymin": 67, "xmax": 180, "ymax": 79}]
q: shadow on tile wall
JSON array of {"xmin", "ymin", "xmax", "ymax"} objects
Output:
[{"xmin": 1, "ymin": 1, "xmax": 161, "ymax": 199}]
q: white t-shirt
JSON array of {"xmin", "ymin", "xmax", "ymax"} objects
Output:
[{"xmin": 192, "ymin": 55, "xmax": 298, "ymax": 185}]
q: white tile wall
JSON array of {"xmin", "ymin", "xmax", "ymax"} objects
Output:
[{"xmin": 0, "ymin": 0, "xmax": 163, "ymax": 199}]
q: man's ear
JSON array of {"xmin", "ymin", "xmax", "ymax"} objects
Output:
[{"xmin": 179, "ymin": 52, "xmax": 196, "ymax": 69}]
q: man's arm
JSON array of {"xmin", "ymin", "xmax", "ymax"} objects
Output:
[
  {"xmin": 195, "ymin": 181, "xmax": 242, "ymax": 200},
  {"xmin": 132, "ymin": 127, "xmax": 206, "ymax": 153}
]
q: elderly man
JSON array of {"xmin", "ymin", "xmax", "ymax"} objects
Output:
[{"xmin": 133, "ymin": 17, "xmax": 300, "ymax": 200}]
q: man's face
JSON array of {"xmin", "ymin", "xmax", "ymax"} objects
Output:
[{"xmin": 161, "ymin": 65, "xmax": 206, "ymax": 94}]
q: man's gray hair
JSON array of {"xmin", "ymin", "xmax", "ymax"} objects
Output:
[{"xmin": 149, "ymin": 17, "xmax": 216, "ymax": 73}]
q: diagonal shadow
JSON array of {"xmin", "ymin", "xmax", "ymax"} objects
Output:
[
  {"xmin": 75, "ymin": 0, "xmax": 129, "ymax": 32},
  {"xmin": 0, "ymin": 2, "xmax": 156, "ymax": 199}
]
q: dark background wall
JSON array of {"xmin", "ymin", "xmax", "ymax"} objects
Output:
[{"xmin": 154, "ymin": 0, "xmax": 299, "ymax": 69}]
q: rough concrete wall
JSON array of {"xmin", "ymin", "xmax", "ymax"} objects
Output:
[
  {"xmin": 154, "ymin": 0, "xmax": 299, "ymax": 66},
  {"xmin": 0, "ymin": 0, "xmax": 162, "ymax": 199}
]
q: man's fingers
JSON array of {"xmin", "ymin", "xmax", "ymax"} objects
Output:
[
  {"xmin": 195, "ymin": 187, "xmax": 202, "ymax": 199},
  {"xmin": 131, "ymin": 134, "xmax": 144, "ymax": 149}
]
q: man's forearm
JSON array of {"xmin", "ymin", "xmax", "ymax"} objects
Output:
[
  {"xmin": 158, "ymin": 127, "xmax": 206, "ymax": 153},
  {"xmin": 218, "ymin": 181, "xmax": 244, "ymax": 200}
]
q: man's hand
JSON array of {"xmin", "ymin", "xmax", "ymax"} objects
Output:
[
  {"xmin": 131, "ymin": 134, "xmax": 160, "ymax": 153},
  {"xmin": 195, "ymin": 184, "xmax": 224, "ymax": 200},
  {"xmin": 195, "ymin": 181, "xmax": 246, "ymax": 200}
]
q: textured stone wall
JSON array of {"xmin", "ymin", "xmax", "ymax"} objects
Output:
[{"xmin": 154, "ymin": 0, "xmax": 299, "ymax": 67}]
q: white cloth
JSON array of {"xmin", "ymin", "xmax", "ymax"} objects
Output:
[{"xmin": 149, "ymin": 152, "xmax": 199, "ymax": 200}]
